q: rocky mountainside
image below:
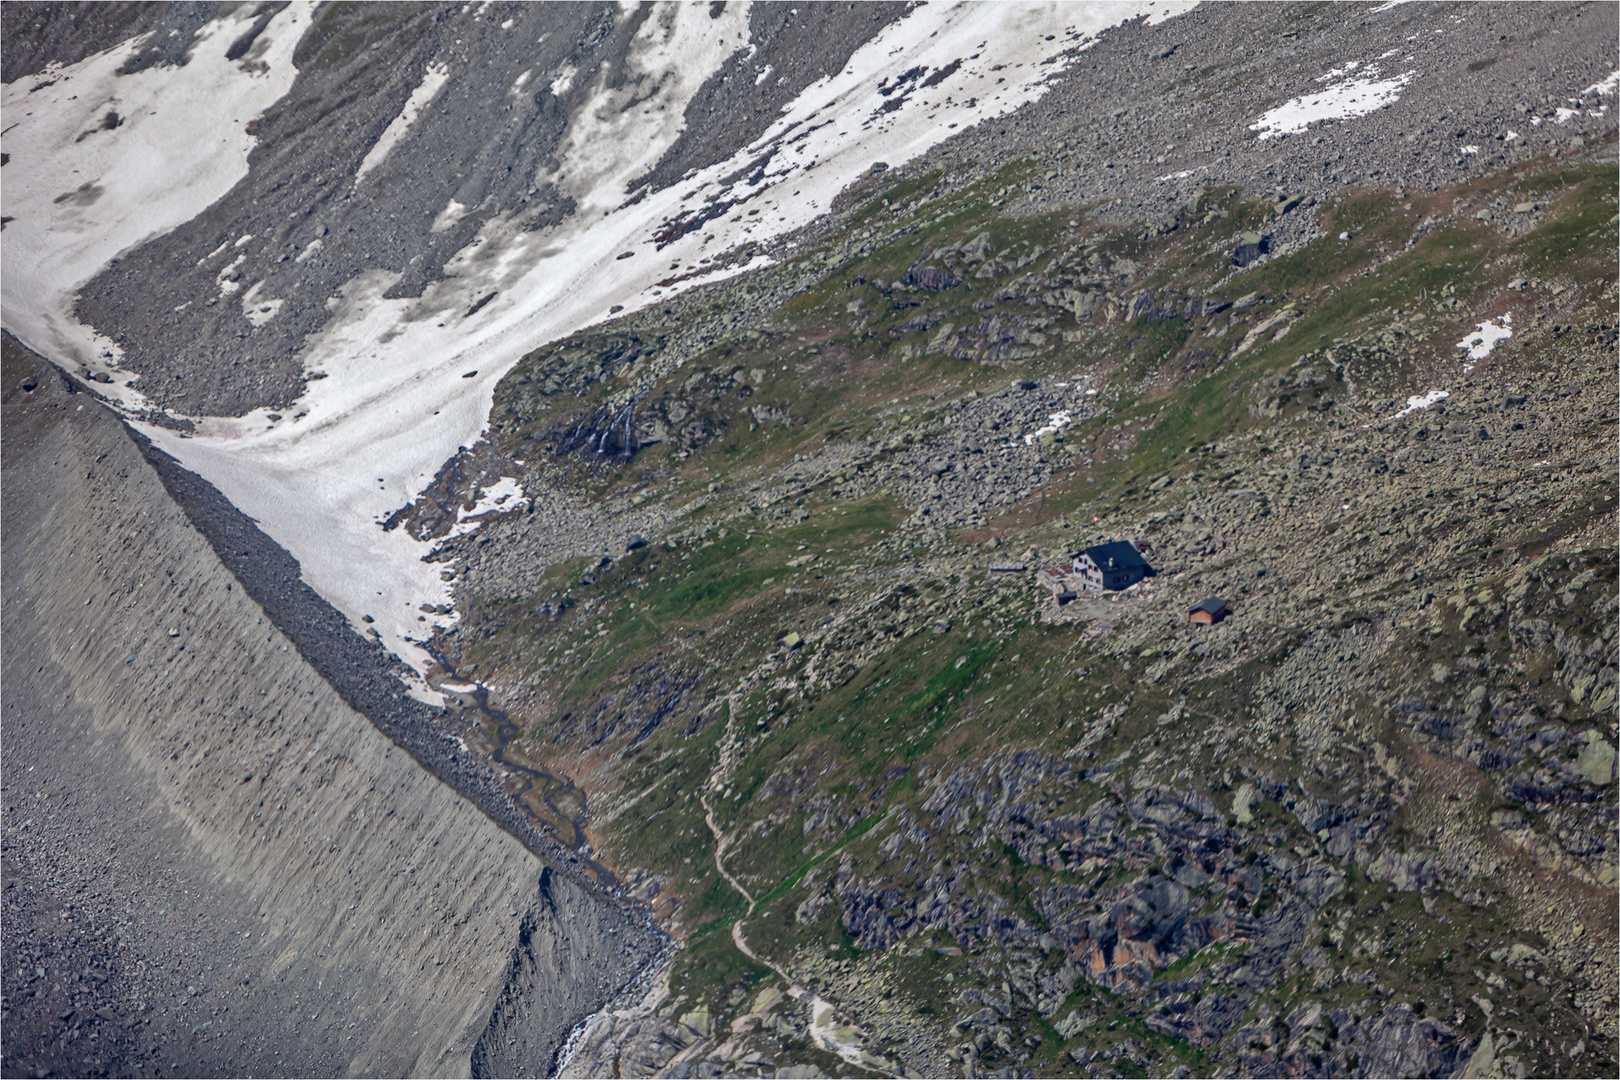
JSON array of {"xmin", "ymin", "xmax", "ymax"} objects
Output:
[
  {"xmin": 437, "ymin": 141, "xmax": 1618, "ymax": 1079},
  {"xmin": 2, "ymin": 3, "xmax": 1616, "ymax": 1078}
]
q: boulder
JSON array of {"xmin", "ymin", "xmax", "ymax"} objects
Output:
[
  {"xmin": 907, "ymin": 265, "xmax": 960, "ymax": 291},
  {"xmin": 1230, "ymin": 232, "xmax": 1269, "ymax": 267}
]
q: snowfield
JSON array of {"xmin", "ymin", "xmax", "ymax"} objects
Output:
[
  {"xmin": 1, "ymin": 2, "xmax": 312, "ymax": 400},
  {"xmin": 3, "ymin": 1, "xmax": 1198, "ymax": 685}
]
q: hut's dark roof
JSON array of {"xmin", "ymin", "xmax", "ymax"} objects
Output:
[
  {"xmin": 1080, "ymin": 541, "xmax": 1148, "ymax": 569},
  {"xmin": 1190, "ymin": 596, "xmax": 1227, "ymax": 615}
]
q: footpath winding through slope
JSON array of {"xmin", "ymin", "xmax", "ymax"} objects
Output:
[{"xmin": 1, "ymin": 332, "xmax": 653, "ymax": 1077}]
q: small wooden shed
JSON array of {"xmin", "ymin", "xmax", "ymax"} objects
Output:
[{"xmin": 1189, "ymin": 597, "xmax": 1228, "ymax": 625}]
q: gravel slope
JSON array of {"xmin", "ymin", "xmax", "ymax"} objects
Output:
[{"xmin": 1, "ymin": 333, "xmax": 652, "ymax": 1078}]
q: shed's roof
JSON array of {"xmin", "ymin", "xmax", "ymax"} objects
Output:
[{"xmin": 1190, "ymin": 596, "xmax": 1227, "ymax": 614}]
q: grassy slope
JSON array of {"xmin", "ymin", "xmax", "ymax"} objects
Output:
[{"xmin": 456, "ymin": 145, "xmax": 1618, "ymax": 1077}]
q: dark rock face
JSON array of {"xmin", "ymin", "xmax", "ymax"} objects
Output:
[
  {"xmin": 843, "ymin": 756, "xmax": 1339, "ymax": 1007},
  {"xmin": 821, "ymin": 749, "xmax": 1498, "ymax": 1075}
]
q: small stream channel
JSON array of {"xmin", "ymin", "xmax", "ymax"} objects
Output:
[{"xmin": 426, "ymin": 664, "xmax": 616, "ymax": 887}]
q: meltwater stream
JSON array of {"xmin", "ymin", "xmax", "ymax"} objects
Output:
[{"xmin": 428, "ymin": 663, "xmax": 618, "ymax": 889}]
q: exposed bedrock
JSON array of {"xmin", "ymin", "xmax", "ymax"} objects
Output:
[{"xmin": 1, "ymin": 333, "xmax": 652, "ymax": 1077}]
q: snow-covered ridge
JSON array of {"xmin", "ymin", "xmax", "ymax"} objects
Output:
[{"xmin": 4, "ymin": 1, "xmax": 1198, "ymax": 682}]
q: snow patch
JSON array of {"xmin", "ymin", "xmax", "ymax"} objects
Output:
[
  {"xmin": 431, "ymin": 199, "xmax": 472, "ymax": 233},
  {"xmin": 1248, "ymin": 64, "xmax": 1415, "ymax": 139},
  {"xmin": 241, "ymin": 280, "xmax": 285, "ymax": 327},
  {"xmin": 549, "ymin": 63, "xmax": 577, "ymax": 96},
  {"xmin": 217, "ymin": 253, "xmax": 247, "ymax": 295},
  {"xmin": 1583, "ymin": 70, "xmax": 1620, "ymax": 97},
  {"xmin": 1024, "ymin": 411, "xmax": 1073, "ymax": 445},
  {"xmin": 197, "ymin": 240, "xmax": 231, "ymax": 266},
  {"xmin": 355, "ymin": 62, "xmax": 450, "ymax": 183},
  {"xmin": 1314, "ymin": 61, "xmax": 1362, "ymax": 83},
  {"xmin": 404, "ymin": 675, "xmax": 447, "ymax": 708},
  {"xmin": 447, "ymin": 476, "xmax": 529, "ymax": 538},
  {"xmin": 1389, "ymin": 390, "xmax": 1449, "ymax": 420},
  {"xmin": 1456, "ymin": 313, "xmax": 1510, "ymax": 371}
]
